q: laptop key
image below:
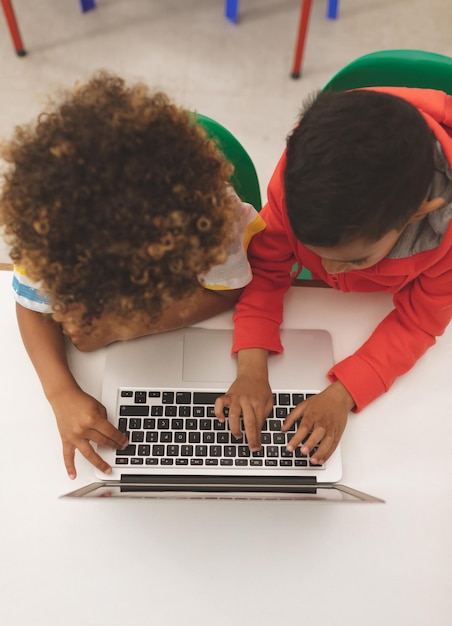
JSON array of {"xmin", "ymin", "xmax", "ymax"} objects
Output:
[
  {"xmin": 203, "ymin": 432, "xmax": 215, "ymax": 444},
  {"xmin": 134, "ymin": 391, "xmax": 147, "ymax": 404},
  {"xmin": 116, "ymin": 444, "xmax": 136, "ymax": 456},
  {"xmin": 250, "ymin": 459, "xmax": 263, "ymax": 466},
  {"xmin": 176, "ymin": 392, "xmax": 191, "ymax": 404},
  {"xmin": 280, "ymin": 459, "xmax": 293, "ymax": 467},
  {"xmin": 120, "ymin": 405, "xmax": 150, "ymax": 417},
  {"xmin": 162, "ymin": 391, "xmax": 174, "ymax": 403}
]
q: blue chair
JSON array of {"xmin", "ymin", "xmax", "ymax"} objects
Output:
[
  {"xmin": 224, "ymin": 1, "xmax": 340, "ymax": 79},
  {"xmin": 79, "ymin": 0, "xmax": 95, "ymax": 11}
]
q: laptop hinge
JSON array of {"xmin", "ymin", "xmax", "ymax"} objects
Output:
[{"xmin": 120, "ymin": 474, "xmax": 318, "ymax": 494}]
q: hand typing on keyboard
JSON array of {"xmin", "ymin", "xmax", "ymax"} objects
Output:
[
  {"xmin": 50, "ymin": 386, "xmax": 129, "ymax": 479},
  {"xmin": 282, "ymin": 381, "xmax": 354, "ymax": 465},
  {"xmin": 215, "ymin": 348, "xmax": 273, "ymax": 452},
  {"xmin": 217, "ymin": 349, "xmax": 354, "ymax": 464}
]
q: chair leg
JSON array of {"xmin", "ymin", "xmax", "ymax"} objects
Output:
[
  {"xmin": 291, "ymin": 0, "xmax": 313, "ymax": 79},
  {"xmin": 0, "ymin": 0, "xmax": 26, "ymax": 56},
  {"xmin": 225, "ymin": 0, "xmax": 239, "ymax": 24},
  {"xmin": 79, "ymin": 0, "xmax": 96, "ymax": 12},
  {"xmin": 327, "ymin": 0, "xmax": 339, "ymax": 19}
]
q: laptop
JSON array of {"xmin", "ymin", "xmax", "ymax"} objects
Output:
[{"xmin": 62, "ymin": 327, "xmax": 382, "ymax": 502}]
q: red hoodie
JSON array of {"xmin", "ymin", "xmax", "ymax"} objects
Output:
[{"xmin": 233, "ymin": 87, "xmax": 452, "ymax": 410}]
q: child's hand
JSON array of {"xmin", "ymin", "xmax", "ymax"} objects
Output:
[
  {"xmin": 282, "ymin": 381, "xmax": 355, "ymax": 464},
  {"xmin": 215, "ymin": 375, "xmax": 273, "ymax": 451},
  {"xmin": 49, "ymin": 386, "xmax": 129, "ymax": 479}
]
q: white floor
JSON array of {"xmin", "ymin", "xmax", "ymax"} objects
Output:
[{"xmin": 1, "ymin": 0, "xmax": 452, "ymax": 264}]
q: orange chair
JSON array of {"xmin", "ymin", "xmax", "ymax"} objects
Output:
[
  {"xmin": 0, "ymin": 0, "xmax": 26, "ymax": 56},
  {"xmin": 291, "ymin": 0, "xmax": 339, "ymax": 78},
  {"xmin": 1, "ymin": 0, "xmax": 96, "ymax": 56}
]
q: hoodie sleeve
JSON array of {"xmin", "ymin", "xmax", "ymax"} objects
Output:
[{"xmin": 232, "ymin": 154, "xmax": 296, "ymax": 354}]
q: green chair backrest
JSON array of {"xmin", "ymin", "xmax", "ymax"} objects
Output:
[
  {"xmin": 324, "ymin": 49, "xmax": 452, "ymax": 94},
  {"xmin": 195, "ymin": 112, "xmax": 262, "ymax": 211}
]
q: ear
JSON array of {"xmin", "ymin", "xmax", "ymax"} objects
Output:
[{"xmin": 408, "ymin": 197, "xmax": 445, "ymax": 223}]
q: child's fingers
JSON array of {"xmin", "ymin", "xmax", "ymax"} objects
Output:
[
  {"xmin": 281, "ymin": 401, "xmax": 306, "ymax": 430},
  {"xmin": 91, "ymin": 419, "xmax": 129, "ymax": 449},
  {"xmin": 77, "ymin": 440, "xmax": 112, "ymax": 475},
  {"xmin": 62, "ymin": 442, "xmax": 77, "ymax": 480},
  {"xmin": 241, "ymin": 404, "xmax": 262, "ymax": 452},
  {"xmin": 310, "ymin": 432, "xmax": 338, "ymax": 465},
  {"xmin": 226, "ymin": 399, "xmax": 244, "ymax": 441},
  {"xmin": 214, "ymin": 396, "xmax": 228, "ymax": 423}
]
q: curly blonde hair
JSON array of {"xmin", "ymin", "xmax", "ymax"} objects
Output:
[{"xmin": 0, "ymin": 71, "xmax": 238, "ymax": 325}]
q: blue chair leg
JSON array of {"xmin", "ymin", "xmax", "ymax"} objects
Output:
[
  {"xmin": 225, "ymin": 0, "xmax": 239, "ymax": 24},
  {"xmin": 327, "ymin": 0, "xmax": 339, "ymax": 19},
  {"xmin": 79, "ymin": 0, "xmax": 96, "ymax": 12}
]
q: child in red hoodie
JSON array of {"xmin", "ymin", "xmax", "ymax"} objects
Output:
[{"xmin": 215, "ymin": 88, "xmax": 452, "ymax": 464}]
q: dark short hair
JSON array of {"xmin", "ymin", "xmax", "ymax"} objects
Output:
[{"xmin": 284, "ymin": 89, "xmax": 435, "ymax": 246}]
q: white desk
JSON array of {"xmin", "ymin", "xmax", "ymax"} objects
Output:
[{"xmin": 0, "ymin": 270, "xmax": 451, "ymax": 626}]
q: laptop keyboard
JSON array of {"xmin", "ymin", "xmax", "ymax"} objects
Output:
[{"xmin": 114, "ymin": 388, "xmax": 323, "ymax": 470}]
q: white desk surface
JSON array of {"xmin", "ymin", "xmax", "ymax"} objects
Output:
[{"xmin": 0, "ymin": 270, "xmax": 451, "ymax": 626}]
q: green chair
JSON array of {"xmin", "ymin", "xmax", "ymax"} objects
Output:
[
  {"xmin": 195, "ymin": 113, "xmax": 262, "ymax": 211},
  {"xmin": 324, "ymin": 49, "xmax": 452, "ymax": 94}
]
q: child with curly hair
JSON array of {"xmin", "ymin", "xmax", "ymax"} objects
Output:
[{"xmin": 0, "ymin": 71, "xmax": 264, "ymax": 479}]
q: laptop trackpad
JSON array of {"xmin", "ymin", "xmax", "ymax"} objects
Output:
[{"xmin": 182, "ymin": 331, "xmax": 237, "ymax": 383}]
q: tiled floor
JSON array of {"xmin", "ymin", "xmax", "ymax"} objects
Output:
[{"xmin": 1, "ymin": 0, "xmax": 452, "ymax": 264}]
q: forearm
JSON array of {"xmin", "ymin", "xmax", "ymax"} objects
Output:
[
  {"xmin": 123, "ymin": 286, "xmax": 243, "ymax": 339},
  {"xmin": 237, "ymin": 347, "xmax": 270, "ymax": 379},
  {"xmin": 16, "ymin": 304, "xmax": 80, "ymax": 400}
]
